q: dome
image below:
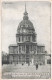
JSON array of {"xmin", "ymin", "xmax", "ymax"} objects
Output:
[
  {"xmin": 17, "ymin": 4, "xmax": 35, "ymax": 34},
  {"xmin": 18, "ymin": 20, "xmax": 34, "ymax": 30}
]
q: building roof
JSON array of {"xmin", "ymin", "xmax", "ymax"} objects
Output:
[
  {"xmin": 37, "ymin": 44, "xmax": 45, "ymax": 47},
  {"xmin": 18, "ymin": 20, "xmax": 34, "ymax": 30},
  {"xmin": 9, "ymin": 44, "xmax": 18, "ymax": 47},
  {"xmin": 17, "ymin": 41, "xmax": 37, "ymax": 45},
  {"xmin": 36, "ymin": 53, "xmax": 45, "ymax": 55},
  {"xmin": 45, "ymin": 53, "xmax": 51, "ymax": 56},
  {"xmin": 17, "ymin": 4, "xmax": 35, "ymax": 34}
]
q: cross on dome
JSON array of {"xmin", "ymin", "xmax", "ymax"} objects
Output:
[
  {"xmin": 25, "ymin": 2, "xmax": 26, "ymax": 12},
  {"xmin": 23, "ymin": 3, "xmax": 28, "ymax": 20},
  {"xmin": 17, "ymin": 3, "xmax": 35, "ymax": 32}
]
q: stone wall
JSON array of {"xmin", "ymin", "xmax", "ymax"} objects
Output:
[{"xmin": 34, "ymin": 54, "xmax": 45, "ymax": 65}]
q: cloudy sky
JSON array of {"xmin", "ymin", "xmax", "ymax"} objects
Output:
[{"xmin": 2, "ymin": 1, "xmax": 51, "ymax": 54}]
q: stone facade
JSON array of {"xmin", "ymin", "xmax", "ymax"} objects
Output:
[{"xmin": 9, "ymin": 5, "xmax": 46, "ymax": 65}]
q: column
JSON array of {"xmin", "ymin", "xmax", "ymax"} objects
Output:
[
  {"xmin": 21, "ymin": 45, "xmax": 22, "ymax": 52},
  {"xmin": 20, "ymin": 36, "xmax": 21, "ymax": 42},
  {"xmin": 21, "ymin": 45, "xmax": 22, "ymax": 53},
  {"xmin": 36, "ymin": 45, "xmax": 37, "ymax": 54},
  {"xmin": 31, "ymin": 36, "xmax": 32, "ymax": 42},
  {"xmin": 25, "ymin": 45, "xmax": 26, "ymax": 53},
  {"xmin": 18, "ymin": 55, "xmax": 19, "ymax": 63},
  {"xmin": 18, "ymin": 45, "xmax": 19, "ymax": 54}
]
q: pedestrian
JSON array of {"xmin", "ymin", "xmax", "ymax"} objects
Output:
[{"xmin": 36, "ymin": 63, "xmax": 38, "ymax": 70}]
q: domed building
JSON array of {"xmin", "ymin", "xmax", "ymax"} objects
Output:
[{"xmin": 9, "ymin": 4, "xmax": 46, "ymax": 65}]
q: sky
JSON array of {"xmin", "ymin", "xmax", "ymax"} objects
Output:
[{"xmin": 2, "ymin": 1, "xmax": 51, "ymax": 54}]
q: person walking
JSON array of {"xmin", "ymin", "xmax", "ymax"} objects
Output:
[{"xmin": 36, "ymin": 63, "xmax": 38, "ymax": 70}]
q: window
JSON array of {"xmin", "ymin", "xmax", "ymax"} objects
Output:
[
  {"xmin": 26, "ymin": 36, "xmax": 27, "ymax": 40},
  {"xmin": 23, "ymin": 25, "xmax": 25, "ymax": 27},
  {"xmin": 32, "ymin": 36, "xmax": 35, "ymax": 42},
  {"xmin": 19, "ymin": 45, "xmax": 21, "ymax": 53},
  {"xmin": 9, "ymin": 47, "xmax": 13, "ymax": 53},
  {"xmin": 30, "ymin": 45, "xmax": 32, "ymax": 51},
  {"xmin": 34, "ymin": 46, "xmax": 36, "ymax": 53},
  {"xmin": 19, "ymin": 37, "xmax": 20, "ymax": 42},
  {"xmin": 22, "ymin": 45, "xmax": 25, "ymax": 51},
  {"xmin": 22, "ymin": 36, "xmax": 24, "ymax": 41},
  {"xmin": 28, "ymin": 36, "xmax": 30, "ymax": 41},
  {"xmin": 17, "ymin": 51, "xmax": 18, "ymax": 53}
]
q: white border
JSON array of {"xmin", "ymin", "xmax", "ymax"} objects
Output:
[{"xmin": 0, "ymin": 0, "xmax": 52, "ymax": 80}]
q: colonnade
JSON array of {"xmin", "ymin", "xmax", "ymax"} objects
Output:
[
  {"xmin": 16, "ymin": 35, "xmax": 36, "ymax": 43},
  {"xmin": 18, "ymin": 45, "xmax": 37, "ymax": 54}
]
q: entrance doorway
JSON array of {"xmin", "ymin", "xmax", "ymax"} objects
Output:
[{"xmin": 26, "ymin": 45, "xmax": 29, "ymax": 53}]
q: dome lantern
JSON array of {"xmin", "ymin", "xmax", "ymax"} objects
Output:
[
  {"xmin": 17, "ymin": 3, "xmax": 35, "ymax": 34},
  {"xmin": 23, "ymin": 3, "xmax": 29, "ymax": 20}
]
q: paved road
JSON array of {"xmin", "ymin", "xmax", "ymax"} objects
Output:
[{"xmin": 2, "ymin": 64, "xmax": 51, "ymax": 79}]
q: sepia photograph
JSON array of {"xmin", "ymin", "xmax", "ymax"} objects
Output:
[{"xmin": 2, "ymin": 1, "xmax": 51, "ymax": 79}]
